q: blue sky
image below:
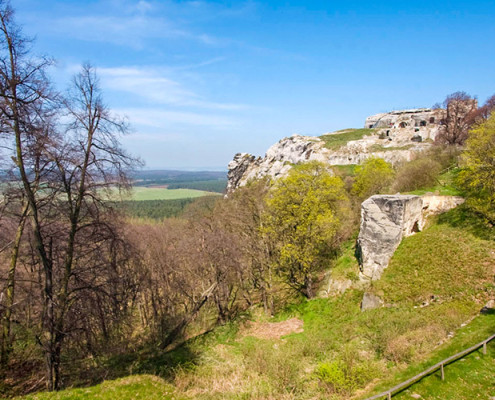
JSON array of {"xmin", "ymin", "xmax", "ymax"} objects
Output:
[{"xmin": 14, "ymin": 0, "xmax": 495, "ymax": 170}]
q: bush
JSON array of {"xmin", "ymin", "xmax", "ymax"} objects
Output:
[
  {"xmin": 392, "ymin": 158, "xmax": 442, "ymax": 192},
  {"xmin": 352, "ymin": 157, "xmax": 395, "ymax": 199},
  {"xmin": 316, "ymin": 351, "xmax": 380, "ymax": 395},
  {"xmin": 457, "ymin": 114, "xmax": 495, "ymax": 224}
]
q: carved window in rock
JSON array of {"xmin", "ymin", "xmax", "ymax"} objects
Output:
[
  {"xmin": 399, "ymin": 122, "xmax": 407, "ymax": 128},
  {"xmin": 420, "ymin": 120, "xmax": 427, "ymax": 127},
  {"xmin": 429, "ymin": 117, "xmax": 435, "ymax": 123}
]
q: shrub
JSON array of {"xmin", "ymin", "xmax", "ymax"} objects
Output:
[
  {"xmin": 392, "ymin": 158, "xmax": 442, "ymax": 192},
  {"xmin": 457, "ymin": 114, "xmax": 495, "ymax": 224},
  {"xmin": 316, "ymin": 353, "xmax": 380, "ymax": 395},
  {"xmin": 352, "ymin": 157, "xmax": 395, "ymax": 199}
]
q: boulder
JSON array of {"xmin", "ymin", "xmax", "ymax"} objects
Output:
[
  {"xmin": 361, "ymin": 292, "xmax": 384, "ymax": 311},
  {"xmin": 357, "ymin": 194, "xmax": 464, "ymax": 281},
  {"xmin": 481, "ymin": 299, "xmax": 495, "ymax": 314},
  {"xmin": 357, "ymin": 195, "xmax": 423, "ymax": 281}
]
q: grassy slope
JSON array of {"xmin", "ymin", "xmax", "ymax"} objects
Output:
[
  {"xmin": 361, "ymin": 312, "xmax": 495, "ymax": 400},
  {"xmin": 407, "ymin": 169, "xmax": 462, "ymax": 196},
  {"xmin": 16, "ymin": 375, "xmax": 180, "ymax": 400},
  {"xmin": 319, "ymin": 128, "xmax": 375, "ymax": 150},
  {"xmin": 13, "ymin": 208, "xmax": 495, "ymax": 400}
]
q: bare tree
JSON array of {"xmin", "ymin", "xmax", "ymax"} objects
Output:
[
  {"xmin": 30, "ymin": 64, "xmax": 140, "ymax": 390},
  {"xmin": 0, "ymin": 2, "xmax": 140, "ymax": 388},
  {"xmin": 0, "ymin": 0, "xmax": 56, "ymax": 370},
  {"xmin": 435, "ymin": 91, "xmax": 478, "ymax": 145}
]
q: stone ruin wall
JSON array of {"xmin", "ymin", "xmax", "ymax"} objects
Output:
[{"xmin": 364, "ymin": 108, "xmax": 446, "ymax": 143}]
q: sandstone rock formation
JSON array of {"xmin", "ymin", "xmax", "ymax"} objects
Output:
[
  {"xmin": 227, "ymin": 133, "xmax": 427, "ymax": 192},
  {"xmin": 226, "ymin": 108, "xmax": 449, "ymax": 192},
  {"xmin": 226, "ymin": 135, "xmax": 328, "ymax": 192},
  {"xmin": 357, "ymin": 194, "xmax": 464, "ymax": 281}
]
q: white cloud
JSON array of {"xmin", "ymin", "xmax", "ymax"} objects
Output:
[
  {"xmin": 116, "ymin": 107, "xmax": 239, "ymax": 129},
  {"xmin": 42, "ymin": 0, "xmax": 230, "ymax": 49},
  {"xmin": 51, "ymin": 15, "xmax": 188, "ymax": 49},
  {"xmin": 98, "ymin": 66, "xmax": 247, "ymax": 110}
]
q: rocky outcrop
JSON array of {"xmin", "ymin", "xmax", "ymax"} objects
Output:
[
  {"xmin": 226, "ymin": 107, "xmax": 453, "ymax": 192},
  {"xmin": 357, "ymin": 194, "xmax": 464, "ymax": 281},
  {"xmin": 227, "ymin": 135, "xmax": 330, "ymax": 191},
  {"xmin": 227, "ymin": 133, "xmax": 427, "ymax": 192}
]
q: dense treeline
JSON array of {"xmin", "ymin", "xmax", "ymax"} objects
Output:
[
  {"xmin": 118, "ymin": 196, "xmax": 220, "ymax": 220},
  {"xmin": 132, "ymin": 171, "xmax": 226, "ymax": 188},
  {"xmin": 166, "ymin": 179, "xmax": 227, "ymax": 193}
]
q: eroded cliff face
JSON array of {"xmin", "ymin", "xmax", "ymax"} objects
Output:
[
  {"xmin": 226, "ymin": 107, "xmax": 450, "ymax": 192},
  {"xmin": 356, "ymin": 194, "xmax": 465, "ymax": 281},
  {"xmin": 226, "ymin": 135, "xmax": 327, "ymax": 192},
  {"xmin": 227, "ymin": 129, "xmax": 432, "ymax": 192}
]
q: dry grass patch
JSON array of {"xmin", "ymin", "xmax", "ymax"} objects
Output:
[{"xmin": 241, "ymin": 318, "xmax": 304, "ymax": 340}]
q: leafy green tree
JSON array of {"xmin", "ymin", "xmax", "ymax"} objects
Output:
[
  {"xmin": 352, "ymin": 157, "xmax": 394, "ymax": 199},
  {"xmin": 457, "ymin": 113, "xmax": 495, "ymax": 224},
  {"xmin": 264, "ymin": 162, "xmax": 351, "ymax": 298}
]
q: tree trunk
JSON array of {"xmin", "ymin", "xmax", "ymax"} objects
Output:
[{"xmin": 1, "ymin": 201, "xmax": 28, "ymax": 366}]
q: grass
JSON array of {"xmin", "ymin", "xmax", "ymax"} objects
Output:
[
  {"xmin": 328, "ymin": 238, "xmax": 360, "ymax": 282},
  {"xmin": 319, "ymin": 128, "xmax": 375, "ymax": 150},
  {"xmin": 373, "ymin": 212, "xmax": 495, "ymax": 305},
  {"xmin": 167, "ymin": 206, "xmax": 494, "ymax": 398},
  {"xmin": 360, "ymin": 312, "xmax": 495, "ymax": 399},
  {"xmin": 407, "ymin": 169, "xmax": 462, "ymax": 196},
  {"xmin": 16, "ymin": 375, "xmax": 180, "ymax": 400}
]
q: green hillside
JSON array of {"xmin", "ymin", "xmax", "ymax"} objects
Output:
[{"xmin": 13, "ymin": 207, "xmax": 494, "ymax": 400}]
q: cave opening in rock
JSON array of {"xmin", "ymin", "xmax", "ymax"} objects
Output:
[{"xmin": 411, "ymin": 220, "xmax": 420, "ymax": 234}]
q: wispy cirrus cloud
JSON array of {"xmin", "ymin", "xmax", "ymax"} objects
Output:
[
  {"xmin": 98, "ymin": 66, "xmax": 248, "ymax": 111},
  {"xmin": 41, "ymin": 0, "xmax": 225, "ymax": 49},
  {"xmin": 116, "ymin": 107, "xmax": 239, "ymax": 130}
]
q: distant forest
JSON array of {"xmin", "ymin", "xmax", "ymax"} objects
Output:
[
  {"xmin": 132, "ymin": 169, "xmax": 227, "ymax": 192},
  {"xmin": 123, "ymin": 170, "xmax": 226, "ymax": 219},
  {"xmin": 118, "ymin": 196, "xmax": 220, "ymax": 220}
]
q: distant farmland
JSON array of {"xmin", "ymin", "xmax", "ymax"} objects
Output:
[{"xmin": 121, "ymin": 186, "xmax": 221, "ymax": 201}]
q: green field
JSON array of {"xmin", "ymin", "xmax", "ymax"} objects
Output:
[{"xmin": 118, "ymin": 187, "xmax": 221, "ymax": 201}]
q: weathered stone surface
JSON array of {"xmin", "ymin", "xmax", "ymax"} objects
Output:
[
  {"xmin": 365, "ymin": 108, "xmax": 444, "ymax": 142},
  {"xmin": 226, "ymin": 107, "xmax": 453, "ymax": 192},
  {"xmin": 481, "ymin": 299, "xmax": 495, "ymax": 314},
  {"xmin": 319, "ymin": 278, "xmax": 353, "ymax": 297},
  {"xmin": 226, "ymin": 153, "xmax": 256, "ymax": 193},
  {"xmin": 357, "ymin": 195, "xmax": 423, "ymax": 281},
  {"xmin": 361, "ymin": 292, "xmax": 384, "ymax": 311},
  {"xmin": 227, "ymin": 135, "xmax": 330, "ymax": 191},
  {"xmin": 227, "ymin": 133, "xmax": 426, "ymax": 192},
  {"xmin": 421, "ymin": 195, "xmax": 465, "ymax": 218},
  {"xmin": 357, "ymin": 195, "xmax": 464, "ymax": 281}
]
